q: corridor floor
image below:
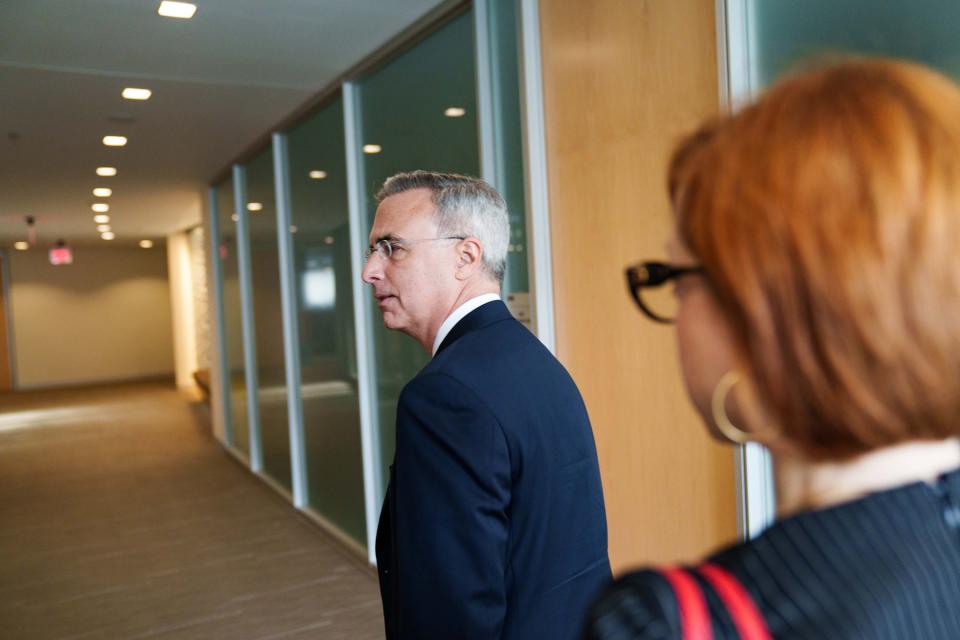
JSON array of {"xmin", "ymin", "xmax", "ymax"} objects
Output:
[{"xmin": 0, "ymin": 381, "xmax": 384, "ymax": 640}]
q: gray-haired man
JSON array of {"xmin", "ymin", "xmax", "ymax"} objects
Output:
[{"xmin": 362, "ymin": 171, "xmax": 610, "ymax": 640}]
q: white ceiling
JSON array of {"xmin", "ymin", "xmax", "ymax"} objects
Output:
[{"xmin": 0, "ymin": 0, "xmax": 447, "ymax": 246}]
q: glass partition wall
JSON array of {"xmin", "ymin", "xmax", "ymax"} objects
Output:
[
  {"xmin": 246, "ymin": 145, "xmax": 292, "ymax": 492},
  {"xmin": 354, "ymin": 8, "xmax": 480, "ymax": 496},
  {"xmin": 215, "ymin": 178, "xmax": 250, "ymax": 458},
  {"xmin": 749, "ymin": 0, "xmax": 960, "ymax": 86},
  {"xmin": 207, "ymin": 2, "xmax": 533, "ymax": 559},
  {"xmin": 286, "ymin": 96, "xmax": 367, "ymax": 544},
  {"xmin": 719, "ymin": 0, "xmax": 960, "ymax": 539}
]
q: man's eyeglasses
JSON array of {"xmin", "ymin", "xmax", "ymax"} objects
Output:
[
  {"xmin": 365, "ymin": 236, "xmax": 465, "ymax": 261},
  {"xmin": 625, "ymin": 261, "xmax": 704, "ymax": 323}
]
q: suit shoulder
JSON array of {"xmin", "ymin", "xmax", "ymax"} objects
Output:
[{"xmin": 432, "ymin": 316, "xmax": 563, "ymax": 373}]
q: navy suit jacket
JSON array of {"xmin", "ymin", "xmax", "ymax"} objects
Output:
[{"xmin": 376, "ymin": 300, "xmax": 611, "ymax": 639}]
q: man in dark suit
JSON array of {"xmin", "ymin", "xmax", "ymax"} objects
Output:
[{"xmin": 361, "ymin": 171, "xmax": 610, "ymax": 640}]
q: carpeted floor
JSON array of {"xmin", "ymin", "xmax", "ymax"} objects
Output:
[{"xmin": 0, "ymin": 381, "xmax": 384, "ymax": 640}]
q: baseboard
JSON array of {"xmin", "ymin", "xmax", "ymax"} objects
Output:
[{"xmin": 13, "ymin": 373, "xmax": 176, "ymax": 392}]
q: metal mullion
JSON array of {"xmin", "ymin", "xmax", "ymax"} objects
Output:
[
  {"xmin": 207, "ymin": 187, "xmax": 234, "ymax": 446},
  {"xmin": 716, "ymin": 0, "xmax": 776, "ymax": 539},
  {"xmin": 233, "ymin": 164, "xmax": 264, "ymax": 472},
  {"xmin": 474, "ymin": 0, "xmax": 498, "ymax": 187},
  {"xmin": 517, "ymin": 0, "xmax": 556, "ymax": 353},
  {"xmin": 343, "ymin": 81, "xmax": 383, "ymax": 565},
  {"xmin": 272, "ymin": 133, "xmax": 308, "ymax": 508}
]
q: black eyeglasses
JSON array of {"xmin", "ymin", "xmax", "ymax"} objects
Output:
[{"xmin": 625, "ymin": 261, "xmax": 704, "ymax": 324}]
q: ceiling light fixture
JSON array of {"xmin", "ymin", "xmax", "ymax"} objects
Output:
[
  {"xmin": 92, "ymin": 203, "xmax": 110, "ymax": 213},
  {"xmin": 157, "ymin": 1, "xmax": 197, "ymax": 19},
  {"xmin": 247, "ymin": 202, "xmax": 263, "ymax": 212},
  {"xmin": 309, "ymin": 170, "xmax": 327, "ymax": 180},
  {"xmin": 122, "ymin": 88, "xmax": 152, "ymax": 101},
  {"xmin": 362, "ymin": 144, "xmax": 382, "ymax": 154},
  {"xmin": 14, "ymin": 241, "xmax": 29, "ymax": 251},
  {"xmin": 444, "ymin": 107, "xmax": 466, "ymax": 117},
  {"xmin": 102, "ymin": 135, "xmax": 127, "ymax": 147},
  {"xmin": 139, "ymin": 240, "xmax": 154, "ymax": 249},
  {"xmin": 97, "ymin": 224, "xmax": 112, "ymax": 232},
  {"xmin": 101, "ymin": 232, "xmax": 116, "ymax": 240},
  {"xmin": 231, "ymin": 213, "xmax": 239, "ymax": 222},
  {"xmin": 93, "ymin": 188, "xmax": 112, "ymax": 197},
  {"xmin": 96, "ymin": 166, "xmax": 117, "ymax": 177},
  {"xmin": 94, "ymin": 214, "xmax": 110, "ymax": 224}
]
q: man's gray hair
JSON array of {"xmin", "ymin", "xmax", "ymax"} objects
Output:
[{"xmin": 376, "ymin": 170, "xmax": 510, "ymax": 283}]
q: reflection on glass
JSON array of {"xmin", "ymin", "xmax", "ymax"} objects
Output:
[
  {"xmin": 751, "ymin": 1, "xmax": 960, "ymax": 87},
  {"xmin": 246, "ymin": 145, "xmax": 291, "ymax": 490},
  {"xmin": 357, "ymin": 9, "xmax": 480, "ymax": 494},
  {"xmin": 287, "ymin": 96, "xmax": 367, "ymax": 544},
  {"xmin": 215, "ymin": 178, "xmax": 249, "ymax": 456}
]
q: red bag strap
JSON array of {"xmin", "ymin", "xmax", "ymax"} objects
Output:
[
  {"xmin": 659, "ymin": 566, "xmax": 712, "ymax": 640},
  {"xmin": 657, "ymin": 564, "xmax": 771, "ymax": 640},
  {"xmin": 698, "ymin": 563, "xmax": 771, "ymax": 640}
]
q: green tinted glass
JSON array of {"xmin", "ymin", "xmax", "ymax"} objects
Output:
[
  {"xmin": 287, "ymin": 96, "xmax": 367, "ymax": 544},
  {"xmin": 246, "ymin": 145, "xmax": 291, "ymax": 490}
]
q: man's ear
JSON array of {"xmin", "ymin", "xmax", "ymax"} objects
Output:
[{"xmin": 455, "ymin": 237, "xmax": 484, "ymax": 280}]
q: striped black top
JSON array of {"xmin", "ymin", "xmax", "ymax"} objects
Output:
[{"xmin": 585, "ymin": 467, "xmax": 960, "ymax": 639}]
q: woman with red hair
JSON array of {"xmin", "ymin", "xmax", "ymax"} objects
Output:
[{"xmin": 587, "ymin": 59, "xmax": 960, "ymax": 639}]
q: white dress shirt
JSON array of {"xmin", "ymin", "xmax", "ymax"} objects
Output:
[{"xmin": 431, "ymin": 293, "xmax": 501, "ymax": 356}]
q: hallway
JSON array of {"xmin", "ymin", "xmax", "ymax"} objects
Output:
[{"xmin": 0, "ymin": 382, "xmax": 384, "ymax": 640}]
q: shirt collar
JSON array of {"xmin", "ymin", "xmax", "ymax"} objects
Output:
[{"xmin": 431, "ymin": 293, "xmax": 501, "ymax": 356}]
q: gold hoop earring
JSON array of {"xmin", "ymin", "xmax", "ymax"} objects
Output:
[{"xmin": 711, "ymin": 371, "xmax": 753, "ymax": 445}]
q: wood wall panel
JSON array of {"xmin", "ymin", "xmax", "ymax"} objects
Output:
[{"xmin": 539, "ymin": 0, "xmax": 738, "ymax": 572}]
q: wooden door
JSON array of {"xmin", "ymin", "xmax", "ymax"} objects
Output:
[{"xmin": 539, "ymin": 0, "xmax": 738, "ymax": 571}]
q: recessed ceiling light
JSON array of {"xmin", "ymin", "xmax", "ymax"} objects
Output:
[
  {"xmin": 309, "ymin": 170, "xmax": 328, "ymax": 180},
  {"xmin": 94, "ymin": 214, "xmax": 110, "ymax": 224},
  {"xmin": 97, "ymin": 224, "xmax": 112, "ymax": 232},
  {"xmin": 14, "ymin": 241, "xmax": 29, "ymax": 251},
  {"xmin": 289, "ymin": 225, "xmax": 298, "ymax": 234},
  {"xmin": 139, "ymin": 240, "xmax": 154, "ymax": 249},
  {"xmin": 157, "ymin": 1, "xmax": 196, "ymax": 19},
  {"xmin": 122, "ymin": 88, "xmax": 152, "ymax": 101},
  {"xmin": 323, "ymin": 236, "xmax": 334, "ymax": 245},
  {"xmin": 247, "ymin": 202, "xmax": 263, "ymax": 212},
  {"xmin": 96, "ymin": 166, "xmax": 117, "ymax": 177},
  {"xmin": 444, "ymin": 107, "xmax": 466, "ymax": 117},
  {"xmin": 101, "ymin": 232, "xmax": 116, "ymax": 240},
  {"xmin": 231, "ymin": 213, "xmax": 239, "ymax": 222},
  {"xmin": 102, "ymin": 135, "xmax": 127, "ymax": 147},
  {"xmin": 92, "ymin": 203, "xmax": 110, "ymax": 213},
  {"xmin": 93, "ymin": 188, "xmax": 112, "ymax": 197},
  {"xmin": 362, "ymin": 144, "xmax": 382, "ymax": 154}
]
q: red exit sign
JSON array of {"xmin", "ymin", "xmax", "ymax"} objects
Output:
[{"xmin": 49, "ymin": 246, "xmax": 73, "ymax": 265}]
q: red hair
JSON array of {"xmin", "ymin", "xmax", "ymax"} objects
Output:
[{"xmin": 669, "ymin": 59, "xmax": 960, "ymax": 460}]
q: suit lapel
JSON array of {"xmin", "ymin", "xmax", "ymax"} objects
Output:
[{"xmin": 435, "ymin": 300, "xmax": 513, "ymax": 355}]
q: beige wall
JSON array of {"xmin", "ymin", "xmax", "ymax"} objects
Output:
[
  {"xmin": 0, "ymin": 254, "xmax": 12, "ymax": 391},
  {"xmin": 9, "ymin": 245, "xmax": 174, "ymax": 389},
  {"xmin": 539, "ymin": 0, "xmax": 738, "ymax": 572},
  {"xmin": 168, "ymin": 231, "xmax": 199, "ymax": 390}
]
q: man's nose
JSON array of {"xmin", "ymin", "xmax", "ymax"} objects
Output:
[{"xmin": 361, "ymin": 256, "xmax": 380, "ymax": 284}]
